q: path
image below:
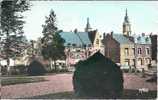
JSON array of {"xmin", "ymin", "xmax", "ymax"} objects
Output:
[
  {"xmin": 1, "ymin": 73, "xmax": 73, "ymax": 99},
  {"xmin": 1, "ymin": 73, "xmax": 157, "ymax": 99}
]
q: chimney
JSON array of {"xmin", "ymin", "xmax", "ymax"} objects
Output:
[
  {"xmin": 150, "ymin": 32, "xmax": 152, "ymax": 37},
  {"xmin": 142, "ymin": 33, "xmax": 145, "ymax": 37},
  {"xmin": 74, "ymin": 28, "xmax": 78, "ymax": 33},
  {"xmin": 111, "ymin": 31, "xmax": 113, "ymax": 36},
  {"xmin": 103, "ymin": 33, "xmax": 106, "ymax": 38}
]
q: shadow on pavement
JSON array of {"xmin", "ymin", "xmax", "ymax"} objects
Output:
[{"xmin": 27, "ymin": 89, "xmax": 157, "ymax": 99}]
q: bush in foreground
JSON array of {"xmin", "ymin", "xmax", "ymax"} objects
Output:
[
  {"xmin": 11, "ymin": 65, "xmax": 27, "ymax": 75},
  {"xmin": 73, "ymin": 51, "xmax": 124, "ymax": 98},
  {"xmin": 27, "ymin": 60, "xmax": 47, "ymax": 76}
]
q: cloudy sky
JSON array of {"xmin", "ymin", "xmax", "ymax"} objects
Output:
[{"xmin": 23, "ymin": 1, "xmax": 158, "ymax": 40}]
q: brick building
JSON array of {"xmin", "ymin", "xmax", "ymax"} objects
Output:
[
  {"xmin": 150, "ymin": 34, "xmax": 157, "ymax": 62},
  {"xmin": 59, "ymin": 30, "xmax": 92, "ymax": 67},
  {"xmin": 102, "ymin": 32, "xmax": 135, "ymax": 69},
  {"xmin": 133, "ymin": 33, "xmax": 152, "ymax": 71},
  {"xmin": 101, "ymin": 9, "xmax": 152, "ymax": 71}
]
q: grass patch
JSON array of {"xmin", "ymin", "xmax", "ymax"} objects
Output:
[
  {"xmin": 1, "ymin": 77, "xmax": 47, "ymax": 86},
  {"xmin": 28, "ymin": 91, "xmax": 76, "ymax": 99},
  {"xmin": 28, "ymin": 90, "xmax": 157, "ymax": 99}
]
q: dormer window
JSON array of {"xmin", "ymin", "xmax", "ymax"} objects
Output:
[
  {"xmin": 137, "ymin": 36, "xmax": 141, "ymax": 41},
  {"xmin": 145, "ymin": 37, "xmax": 149, "ymax": 42},
  {"xmin": 125, "ymin": 48, "xmax": 129, "ymax": 56},
  {"xmin": 138, "ymin": 48, "xmax": 142, "ymax": 54},
  {"xmin": 146, "ymin": 48, "xmax": 150, "ymax": 55}
]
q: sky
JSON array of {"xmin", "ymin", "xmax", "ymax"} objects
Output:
[{"xmin": 23, "ymin": 1, "xmax": 158, "ymax": 40}]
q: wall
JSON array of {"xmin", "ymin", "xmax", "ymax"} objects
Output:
[
  {"xmin": 103, "ymin": 34, "xmax": 120, "ymax": 63},
  {"xmin": 135, "ymin": 44, "xmax": 152, "ymax": 70},
  {"xmin": 120, "ymin": 44, "xmax": 135, "ymax": 69},
  {"xmin": 93, "ymin": 31, "xmax": 103, "ymax": 50}
]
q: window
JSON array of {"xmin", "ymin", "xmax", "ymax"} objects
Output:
[
  {"xmin": 125, "ymin": 59, "xmax": 130, "ymax": 66},
  {"xmin": 124, "ymin": 48, "xmax": 129, "ymax": 56},
  {"xmin": 132, "ymin": 59, "xmax": 136, "ymax": 66},
  {"xmin": 146, "ymin": 48, "xmax": 150, "ymax": 55},
  {"xmin": 96, "ymin": 39, "xmax": 99, "ymax": 45},
  {"xmin": 132, "ymin": 48, "xmax": 135, "ymax": 55},
  {"xmin": 145, "ymin": 58, "xmax": 151, "ymax": 64},
  {"xmin": 138, "ymin": 48, "xmax": 142, "ymax": 54},
  {"xmin": 138, "ymin": 58, "xmax": 143, "ymax": 65}
]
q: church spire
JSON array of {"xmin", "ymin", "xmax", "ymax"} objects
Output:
[
  {"xmin": 87, "ymin": 17, "xmax": 89, "ymax": 25},
  {"xmin": 124, "ymin": 8, "xmax": 129, "ymax": 23},
  {"xmin": 85, "ymin": 17, "xmax": 92, "ymax": 32},
  {"xmin": 123, "ymin": 8, "xmax": 131, "ymax": 36},
  {"xmin": 126, "ymin": 8, "xmax": 128, "ymax": 17}
]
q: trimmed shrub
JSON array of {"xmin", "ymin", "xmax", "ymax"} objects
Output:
[
  {"xmin": 146, "ymin": 74, "xmax": 157, "ymax": 83},
  {"xmin": 27, "ymin": 60, "xmax": 47, "ymax": 76},
  {"xmin": 73, "ymin": 51, "xmax": 124, "ymax": 98},
  {"xmin": 11, "ymin": 65, "xmax": 27, "ymax": 75},
  {"xmin": 1, "ymin": 65, "xmax": 7, "ymax": 75}
]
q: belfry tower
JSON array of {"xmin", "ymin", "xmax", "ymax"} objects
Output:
[
  {"xmin": 85, "ymin": 17, "xmax": 92, "ymax": 32},
  {"xmin": 123, "ymin": 9, "xmax": 131, "ymax": 36}
]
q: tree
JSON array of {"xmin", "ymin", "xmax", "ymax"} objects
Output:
[
  {"xmin": 1, "ymin": 0, "xmax": 30, "ymax": 74},
  {"xmin": 73, "ymin": 51, "xmax": 123, "ymax": 98},
  {"xmin": 41, "ymin": 10, "xmax": 65, "ymax": 71}
]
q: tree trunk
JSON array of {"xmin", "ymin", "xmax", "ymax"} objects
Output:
[
  {"xmin": 6, "ymin": 31, "xmax": 11, "ymax": 75},
  {"xmin": 49, "ymin": 58, "xmax": 53, "ymax": 70},
  {"xmin": 7, "ymin": 58, "xmax": 10, "ymax": 75},
  {"xmin": 54, "ymin": 60, "xmax": 57, "ymax": 72}
]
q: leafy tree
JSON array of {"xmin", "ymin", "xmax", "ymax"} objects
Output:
[
  {"xmin": 41, "ymin": 10, "xmax": 65, "ymax": 71},
  {"xmin": 0, "ymin": 0, "xmax": 30, "ymax": 74},
  {"xmin": 73, "ymin": 52, "xmax": 123, "ymax": 98}
]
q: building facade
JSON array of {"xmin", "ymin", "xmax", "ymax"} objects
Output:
[
  {"xmin": 102, "ymin": 32, "xmax": 135, "ymax": 69},
  {"xmin": 85, "ymin": 17, "xmax": 92, "ymax": 32},
  {"xmin": 123, "ymin": 9, "xmax": 132, "ymax": 36},
  {"xmin": 133, "ymin": 33, "xmax": 152, "ymax": 71},
  {"xmin": 150, "ymin": 34, "xmax": 157, "ymax": 62},
  {"xmin": 59, "ymin": 30, "xmax": 93, "ymax": 67}
]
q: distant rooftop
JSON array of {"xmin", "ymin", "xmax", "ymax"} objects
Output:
[
  {"xmin": 133, "ymin": 33, "xmax": 151, "ymax": 44},
  {"xmin": 59, "ymin": 31, "xmax": 92, "ymax": 47},
  {"xmin": 113, "ymin": 34, "xmax": 134, "ymax": 44}
]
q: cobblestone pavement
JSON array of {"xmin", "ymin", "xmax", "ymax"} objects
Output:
[{"xmin": 1, "ymin": 73, "xmax": 157, "ymax": 99}]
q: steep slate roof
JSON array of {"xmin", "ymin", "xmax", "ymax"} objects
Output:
[
  {"xmin": 88, "ymin": 30, "xmax": 97, "ymax": 44},
  {"xmin": 59, "ymin": 32, "xmax": 92, "ymax": 47},
  {"xmin": 133, "ymin": 34, "xmax": 151, "ymax": 44},
  {"xmin": 112, "ymin": 34, "xmax": 134, "ymax": 44}
]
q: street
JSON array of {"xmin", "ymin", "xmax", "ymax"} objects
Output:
[{"xmin": 1, "ymin": 73, "xmax": 157, "ymax": 99}]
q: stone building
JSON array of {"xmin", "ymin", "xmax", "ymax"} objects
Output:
[
  {"xmin": 149, "ymin": 34, "xmax": 157, "ymax": 74},
  {"xmin": 85, "ymin": 17, "xmax": 92, "ymax": 32},
  {"xmin": 102, "ymin": 32, "xmax": 135, "ymax": 69},
  {"xmin": 101, "ymin": 9, "xmax": 152, "ymax": 71},
  {"xmin": 88, "ymin": 30, "xmax": 104, "ymax": 54},
  {"xmin": 84, "ymin": 17, "xmax": 104, "ymax": 54},
  {"xmin": 123, "ymin": 9, "xmax": 132, "ymax": 36},
  {"xmin": 133, "ymin": 33, "xmax": 152, "ymax": 71},
  {"xmin": 59, "ymin": 30, "xmax": 92, "ymax": 67},
  {"xmin": 150, "ymin": 34, "xmax": 157, "ymax": 62}
]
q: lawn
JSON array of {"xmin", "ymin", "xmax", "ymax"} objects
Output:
[
  {"xmin": 1, "ymin": 77, "xmax": 47, "ymax": 86},
  {"xmin": 29, "ymin": 90, "xmax": 157, "ymax": 99}
]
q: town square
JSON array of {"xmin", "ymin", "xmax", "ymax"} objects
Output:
[{"xmin": 0, "ymin": 0, "xmax": 157, "ymax": 99}]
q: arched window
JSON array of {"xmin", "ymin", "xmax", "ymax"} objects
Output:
[
  {"xmin": 138, "ymin": 58, "xmax": 143, "ymax": 65},
  {"xmin": 96, "ymin": 39, "xmax": 99, "ymax": 45},
  {"xmin": 138, "ymin": 48, "xmax": 142, "ymax": 54}
]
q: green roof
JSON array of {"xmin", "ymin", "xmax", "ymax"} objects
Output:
[
  {"xmin": 113, "ymin": 34, "xmax": 134, "ymax": 44},
  {"xmin": 59, "ymin": 32, "xmax": 92, "ymax": 47},
  {"xmin": 133, "ymin": 35, "xmax": 151, "ymax": 44}
]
